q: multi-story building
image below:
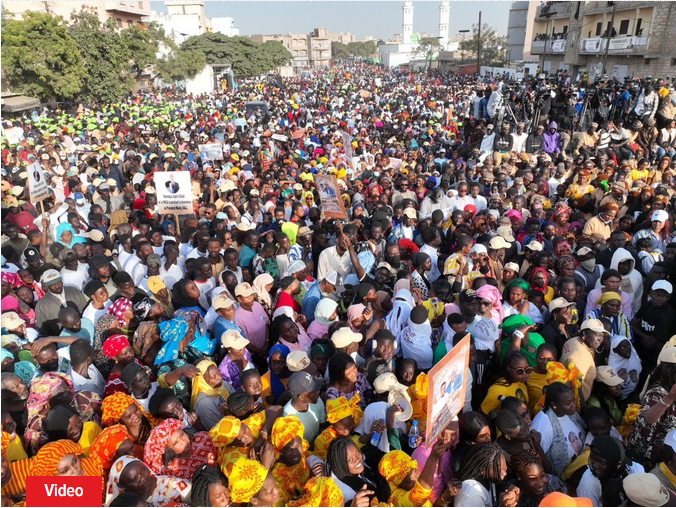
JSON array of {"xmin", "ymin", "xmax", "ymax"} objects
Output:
[
  {"xmin": 530, "ymin": 1, "xmax": 676, "ymax": 80},
  {"xmin": 2, "ymin": 1, "xmax": 151, "ymax": 27},
  {"xmin": 249, "ymin": 29, "xmax": 332, "ymax": 69},
  {"xmin": 507, "ymin": 1, "xmax": 539, "ymax": 62}
]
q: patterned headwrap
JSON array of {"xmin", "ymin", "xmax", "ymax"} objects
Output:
[
  {"xmin": 29, "ymin": 440, "xmax": 84, "ymax": 477},
  {"xmin": 270, "ymin": 415, "xmax": 307, "ymax": 454},
  {"xmin": 378, "ymin": 450, "xmax": 417, "ymax": 487},
  {"xmin": 108, "ymin": 298, "xmax": 132, "ymax": 327},
  {"xmin": 326, "ymin": 394, "xmax": 363, "ymax": 426},
  {"xmin": 533, "ymin": 361, "xmax": 583, "ymax": 414},
  {"xmin": 229, "ymin": 459, "xmax": 269, "ymax": 504},
  {"xmin": 555, "ymin": 241, "xmax": 573, "ymax": 258},
  {"xmin": 105, "ymin": 456, "xmax": 143, "ymax": 506},
  {"xmin": 623, "ymin": 403, "xmax": 641, "ymax": 425},
  {"xmin": 101, "ymin": 391, "xmax": 147, "ymax": 427},
  {"xmin": 209, "ymin": 416, "xmax": 242, "ymax": 448},
  {"xmin": 132, "ymin": 321, "xmax": 160, "ymax": 359},
  {"xmin": 596, "ymin": 291, "xmax": 622, "ymax": 306},
  {"xmin": 1, "ymin": 431, "xmax": 10, "ymax": 456},
  {"xmin": 1, "ymin": 271, "xmax": 19, "ymax": 286},
  {"xmin": 103, "ymin": 334, "xmax": 130, "ymax": 359},
  {"xmin": 143, "ymin": 418, "xmax": 183, "ymax": 475},
  {"xmin": 155, "ymin": 317, "xmax": 189, "ymax": 365},
  {"xmin": 190, "ymin": 359, "xmax": 230, "ymax": 412},
  {"xmin": 286, "ymin": 477, "xmax": 344, "ymax": 507},
  {"xmin": 89, "ymin": 424, "xmax": 132, "ymax": 471},
  {"xmin": 26, "ymin": 372, "xmax": 74, "ymax": 420}
]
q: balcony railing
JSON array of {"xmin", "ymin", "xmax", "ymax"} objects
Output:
[
  {"xmin": 531, "ymin": 39, "xmax": 566, "ymax": 54},
  {"xmin": 579, "ymin": 36, "xmax": 649, "ymax": 55},
  {"xmin": 537, "ymin": 1, "xmax": 574, "ymax": 19}
]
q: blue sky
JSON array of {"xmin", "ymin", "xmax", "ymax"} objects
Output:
[{"xmin": 149, "ymin": 1, "xmax": 511, "ymax": 40}]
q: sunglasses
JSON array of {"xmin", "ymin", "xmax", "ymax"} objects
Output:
[{"xmin": 509, "ymin": 366, "xmax": 534, "ymax": 375}]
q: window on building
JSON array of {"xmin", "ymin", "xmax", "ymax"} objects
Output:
[
  {"xmin": 671, "ymin": 58, "xmax": 676, "ymax": 66},
  {"xmin": 635, "ymin": 18, "xmax": 643, "ymax": 36},
  {"xmin": 619, "ymin": 20, "xmax": 629, "ymax": 35},
  {"xmin": 644, "ymin": 58, "xmax": 653, "ymax": 65},
  {"xmin": 127, "ymin": 20, "xmax": 133, "ymax": 28},
  {"xmin": 138, "ymin": 1, "xmax": 144, "ymax": 8},
  {"xmin": 595, "ymin": 22, "xmax": 602, "ymax": 36},
  {"xmin": 563, "ymin": 25, "xmax": 568, "ymax": 33},
  {"xmin": 117, "ymin": 17, "xmax": 123, "ymax": 28}
]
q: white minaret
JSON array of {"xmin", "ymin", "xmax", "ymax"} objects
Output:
[
  {"xmin": 439, "ymin": 0, "xmax": 450, "ymax": 48},
  {"xmin": 402, "ymin": 0, "xmax": 414, "ymax": 44}
]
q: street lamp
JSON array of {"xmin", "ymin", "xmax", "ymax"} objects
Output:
[{"xmin": 459, "ymin": 29, "xmax": 469, "ymax": 63}]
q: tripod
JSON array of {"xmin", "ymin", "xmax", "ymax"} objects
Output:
[{"xmin": 528, "ymin": 101, "xmax": 543, "ymax": 134}]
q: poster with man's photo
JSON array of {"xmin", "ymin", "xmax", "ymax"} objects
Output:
[
  {"xmin": 198, "ymin": 143, "xmax": 224, "ymax": 162},
  {"xmin": 154, "ymin": 171, "xmax": 194, "ymax": 214},
  {"xmin": 26, "ymin": 162, "xmax": 50, "ymax": 203},
  {"xmin": 315, "ymin": 174, "xmax": 347, "ymax": 220}
]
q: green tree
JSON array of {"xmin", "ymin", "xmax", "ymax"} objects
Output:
[
  {"xmin": 122, "ymin": 22, "xmax": 173, "ymax": 77},
  {"xmin": 1, "ymin": 11, "xmax": 88, "ymax": 99},
  {"xmin": 332, "ymin": 41, "xmax": 350, "ymax": 59},
  {"xmin": 347, "ymin": 41, "xmax": 378, "ymax": 58},
  {"xmin": 68, "ymin": 8, "xmax": 133, "ymax": 102},
  {"xmin": 156, "ymin": 49, "xmax": 207, "ymax": 83},
  {"xmin": 413, "ymin": 37, "xmax": 442, "ymax": 69},
  {"xmin": 459, "ymin": 23, "xmax": 507, "ymax": 67},
  {"xmin": 260, "ymin": 40, "xmax": 292, "ymax": 68}
]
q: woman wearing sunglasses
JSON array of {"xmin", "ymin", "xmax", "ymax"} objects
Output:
[{"xmin": 480, "ymin": 350, "xmax": 532, "ymax": 416}]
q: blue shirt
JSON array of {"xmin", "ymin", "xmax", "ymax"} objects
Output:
[
  {"xmin": 301, "ymin": 281, "xmax": 323, "ymax": 323},
  {"xmin": 59, "ymin": 318, "xmax": 96, "ymax": 346}
]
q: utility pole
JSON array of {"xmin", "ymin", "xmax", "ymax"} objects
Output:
[
  {"xmin": 459, "ymin": 29, "xmax": 469, "ymax": 63},
  {"xmin": 601, "ymin": 1, "xmax": 617, "ymax": 76},
  {"xmin": 477, "ymin": 11, "xmax": 482, "ymax": 75}
]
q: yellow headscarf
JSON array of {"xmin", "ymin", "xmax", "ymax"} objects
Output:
[
  {"xmin": 270, "ymin": 415, "xmax": 308, "ymax": 455},
  {"xmin": 287, "ymin": 477, "xmax": 344, "ymax": 507},
  {"xmin": 596, "ymin": 291, "xmax": 622, "ymax": 306},
  {"xmin": 229, "ymin": 458, "xmax": 269, "ymax": 504},
  {"xmin": 209, "ymin": 416, "xmax": 242, "ymax": 448},
  {"xmin": 326, "ymin": 394, "xmax": 363, "ymax": 425},
  {"xmin": 533, "ymin": 361, "xmax": 583, "ymax": 414},
  {"xmin": 378, "ymin": 450, "xmax": 417, "ymax": 487},
  {"xmin": 190, "ymin": 359, "xmax": 230, "ymax": 412}
]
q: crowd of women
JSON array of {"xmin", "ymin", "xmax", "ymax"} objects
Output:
[{"xmin": 1, "ymin": 63, "xmax": 676, "ymax": 507}]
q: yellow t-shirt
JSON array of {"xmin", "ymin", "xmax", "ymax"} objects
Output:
[
  {"xmin": 5, "ymin": 435, "xmax": 27, "ymax": 462},
  {"xmin": 79, "ymin": 421, "xmax": 103, "ymax": 457},
  {"xmin": 480, "ymin": 379, "xmax": 529, "ymax": 415},
  {"xmin": 527, "ymin": 372, "xmax": 549, "ymax": 412}
]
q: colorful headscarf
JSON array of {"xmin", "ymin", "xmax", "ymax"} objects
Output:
[
  {"xmin": 314, "ymin": 298, "xmax": 339, "ymax": 326},
  {"xmin": 173, "ymin": 308, "xmax": 214, "ymax": 355},
  {"xmin": 105, "ymin": 456, "xmax": 143, "ymax": 506},
  {"xmin": 326, "ymin": 394, "xmax": 363, "ymax": 426},
  {"xmin": 108, "ymin": 298, "xmax": 132, "ymax": 327},
  {"xmin": 55, "ymin": 222, "xmax": 86, "ymax": 247},
  {"xmin": 132, "ymin": 321, "xmax": 159, "ymax": 359},
  {"xmin": 378, "ymin": 450, "xmax": 417, "ymax": 487},
  {"xmin": 190, "ymin": 359, "xmax": 230, "ymax": 412},
  {"xmin": 103, "ymin": 334, "xmax": 130, "ymax": 359},
  {"xmin": 26, "ymin": 372, "xmax": 74, "ymax": 420},
  {"xmin": 286, "ymin": 477, "xmax": 344, "ymax": 507},
  {"xmin": 1, "ymin": 431, "xmax": 10, "ymax": 456},
  {"xmin": 476, "ymin": 284, "xmax": 504, "ymax": 323},
  {"xmin": 504, "ymin": 278, "xmax": 531, "ymax": 296},
  {"xmin": 311, "ymin": 342, "xmax": 331, "ymax": 359},
  {"xmin": 155, "ymin": 317, "xmax": 189, "ymax": 366},
  {"xmin": 101, "ymin": 391, "xmax": 145, "ymax": 427},
  {"xmin": 533, "ymin": 361, "xmax": 583, "ymax": 414},
  {"xmin": 1, "ymin": 348, "xmax": 12, "ymax": 363},
  {"xmin": 93, "ymin": 313, "xmax": 119, "ymax": 379},
  {"xmin": 143, "ymin": 418, "xmax": 183, "ymax": 475},
  {"xmin": 89, "ymin": 424, "xmax": 132, "ymax": 471},
  {"xmin": 29, "ymin": 440, "xmax": 84, "ymax": 477},
  {"xmin": 596, "ymin": 291, "xmax": 622, "ymax": 306},
  {"xmin": 555, "ymin": 241, "xmax": 573, "ymax": 258},
  {"xmin": 1, "ymin": 271, "xmax": 19, "ymax": 286},
  {"xmin": 270, "ymin": 415, "xmax": 307, "ymax": 455},
  {"xmin": 209, "ymin": 416, "xmax": 242, "ymax": 448},
  {"xmin": 347, "ymin": 304, "xmax": 366, "ymax": 333},
  {"xmin": 529, "ymin": 267, "xmax": 550, "ymax": 293},
  {"xmin": 229, "ymin": 458, "xmax": 269, "ymax": 504},
  {"xmin": 268, "ymin": 343, "xmax": 291, "ymax": 401},
  {"xmin": 499, "ymin": 315, "xmax": 536, "ymax": 336}
]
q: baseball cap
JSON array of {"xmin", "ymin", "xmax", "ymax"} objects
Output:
[
  {"xmin": 504, "ymin": 262, "xmax": 519, "ymax": 273},
  {"xmin": 580, "ymin": 318, "xmax": 610, "ymax": 335},
  {"xmin": 234, "ymin": 282, "xmax": 256, "ymax": 298},
  {"xmin": 293, "ymin": 183, "xmax": 303, "ymax": 191},
  {"xmin": 23, "ymin": 247, "xmax": 41, "ymax": 262},
  {"xmin": 470, "ymin": 244, "xmax": 487, "ymax": 256},
  {"xmin": 321, "ymin": 271, "xmax": 344, "ymax": 292},
  {"xmin": 41, "ymin": 269, "xmax": 62, "ymax": 286},
  {"xmin": 287, "ymin": 351, "xmax": 317, "ymax": 375},
  {"xmin": 487, "ymin": 124, "xmax": 494, "ymax": 130},
  {"xmin": 82, "ymin": 230, "xmax": 105, "ymax": 242},
  {"xmin": 459, "ymin": 288, "xmax": 478, "ymax": 303},
  {"xmin": 212, "ymin": 293, "xmax": 235, "ymax": 311},
  {"xmin": 297, "ymin": 226, "xmax": 312, "ymax": 237},
  {"xmin": 489, "ymin": 236, "xmax": 510, "ymax": 250},
  {"xmin": 331, "ymin": 327, "xmax": 362, "ymax": 349},
  {"xmin": 548, "ymin": 297, "xmax": 574, "ymax": 313},
  {"xmin": 659, "ymin": 346, "xmax": 676, "ymax": 364},
  {"xmin": 220, "ymin": 329, "xmax": 249, "ymax": 350},
  {"xmin": 403, "ymin": 208, "xmax": 418, "ymax": 220},
  {"xmin": 373, "ymin": 372, "xmax": 405, "ymax": 394},
  {"xmin": 595, "ymin": 366, "xmax": 623, "ymax": 387},
  {"xmin": 623, "ymin": 473, "xmax": 674, "ymax": 507},
  {"xmin": 525, "ymin": 240, "xmax": 543, "ymax": 252},
  {"xmin": 287, "ymin": 371, "xmax": 323, "ymax": 396},
  {"xmin": 1, "ymin": 311, "xmax": 25, "ymax": 331},
  {"xmin": 146, "ymin": 254, "xmax": 162, "ymax": 267},
  {"xmin": 538, "ymin": 492, "xmax": 593, "ymax": 507},
  {"xmin": 652, "ymin": 279, "xmax": 673, "ymax": 294},
  {"xmin": 147, "ymin": 276, "xmax": 166, "ymax": 294},
  {"xmin": 99, "ymin": 183, "xmax": 111, "ymax": 191},
  {"xmin": 652, "ymin": 209, "xmax": 669, "ymax": 223},
  {"xmin": 496, "ymin": 225, "xmax": 516, "ymax": 242},
  {"xmin": 59, "ymin": 248, "xmax": 76, "ymax": 261},
  {"xmin": 577, "ymin": 246, "xmax": 593, "ymax": 257}
]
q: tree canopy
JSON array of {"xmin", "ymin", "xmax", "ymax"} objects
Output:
[
  {"xmin": 181, "ymin": 34, "xmax": 291, "ymax": 77},
  {"xmin": 413, "ymin": 37, "xmax": 442, "ymax": 68},
  {"xmin": 459, "ymin": 23, "xmax": 507, "ymax": 67},
  {"xmin": 332, "ymin": 41, "xmax": 378, "ymax": 60}
]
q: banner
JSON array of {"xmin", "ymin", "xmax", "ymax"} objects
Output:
[
  {"xmin": 426, "ymin": 334, "xmax": 470, "ymax": 446},
  {"xmin": 608, "ymin": 36, "xmax": 637, "ymax": 50},
  {"xmin": 550, "ymin": 40, "xmax": 565, "ymax": 53},
  {"xmin": 154, "ymin": 171, "xmax": 194, "ymax": 214},
  {"xmin": 315, "ymin": 174, "xmax": 348, "ymax": 220},
  {"xmin": 389, "ymin": 157, "xmax": 403, "ymax": 172},
  {"xmin": 26, "ymin": 162, "xmax": 50, "ymax": 203},
  {"xmin": 291, "ymin": 129, "xmax": 306, "ymax": 140},
  {"xmin": 271, "ymin": 133, "xmax": 288, "ymax": 143},
  {"xmin": 581, "ymin": 38, "xmax": 603, "ymax": 53},
  {"xmin": 341, "ymin": 131, "xmax": 353, "ymax": 160},
  {"xmin": 198, "ymin": 143, "xmax": 224, "ymax": 162}
]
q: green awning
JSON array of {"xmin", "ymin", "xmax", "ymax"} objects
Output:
[{"xmin": 2, "ymin": 95, "xmax": 41, "ymax": 113}]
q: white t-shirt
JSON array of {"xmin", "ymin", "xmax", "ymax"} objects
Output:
[
  {"xmin": 400, "ymin": 324, "xmax": 433, "ymax": 370},
  {"xmin": 159, "ymin": 258, "xmax": 187, "ymax": 290},
  {"xmin": 531, "ymin": 410, "xmax": 587, "ymax": 461},
  {"xmin": 61, "ymin": 264, "xmax": 89, "ymax": 291},
  {"xmin": 82, "ymin": 300, "xmax": 112, "ymax": 324},
  {"xmin": 511, "ymin": 132, "xmax": 528, "ymax": 153},
  {"xmin": 454, "ymin": 479, "xmax": 492, "ymax": 507},
  {"xmin": 502, "ymin": 302, "xmax": 544, "ymax": 324},
  {"xmin": 68, "ymin": 362, "xmax": 105, "ymax": 398},
  {"xmin": 283, "ymin": 399, "xmax": 326, "ymax": 443},
  {"xmin": 467, "ymin": 315, "xmax": 500, "ymax": 353}
]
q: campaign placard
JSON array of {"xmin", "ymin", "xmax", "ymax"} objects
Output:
[{"xmin": 154, "ymin": 171, "xmax": 194, "ymax": 214}]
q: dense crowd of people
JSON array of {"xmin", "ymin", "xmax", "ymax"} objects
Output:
[{"xmin": 1, "ymin": 63, "xmax": 676, "ymax": 507}]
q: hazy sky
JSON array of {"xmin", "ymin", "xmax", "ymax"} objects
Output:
[{"xmin": 149, "ymin": 1, "xmax": 511, "ymax": 40}]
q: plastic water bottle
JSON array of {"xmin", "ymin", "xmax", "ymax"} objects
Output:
[
  {"xmin": 370, "ymin": 419, "xmax": 385, "ymax": 446},
  {"xmin": 409, "ymin": 420, "xmax": 420, "ymax": 449}
]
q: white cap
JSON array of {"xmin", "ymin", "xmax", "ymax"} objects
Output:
[
  {"xmin": 331, "ymin": 327, "xmax": 362, "ymax": 349},
  {"xmin": 548, "ymin": 297, "xmax": 574, "ymax": 313},
  {"xmin": 652, "ymin": 279, "xmax": 673, "ymax": 294},
  {"xmin": 496, "ymin": 225, "xmax": 515, "ymax": 242},
  {"xmin": 1, "ymin": 312, "xmax": 25, "ymax": 331},
  {"xmin": 470, "ymin": 244, "xmax": 487, "ymax": 256},
  {"xmin": 212, "ymin": 293, "xmax": 235, "ymax": 310},
  {"xmin": 525, "ymin": 241, "xmax": 543, "ymax": 252},
  {"xmin": 489, "ymin": 236, "xmax": 510, "ymax": 250},
  {"xmin": 651, "ymin": 209, "xmax": 669, "ymax": 223},
  {"xmin": 580, "ymin": 318, "xmax": 610, "ymax": 335},
  {"xmin": 220, "ymin": 329, "xmax": 249, "ymax": 350},
  {"xmin": 595, "ymin": 366, "xmax": 623, "ymax": 387}
]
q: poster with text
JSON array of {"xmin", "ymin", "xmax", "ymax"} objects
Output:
[
  {"xmin": 26, "ymin": 162, "xmax": 50, "ymax": 203},
  {"xmin": 426, "ymin": 334, "xmax": 470, "ymax": 447},
  {"xmin": 154, "ymin": 171, "xmax": 194, "ymax": 214},
  {"xmin": 341, "ymin": 131, "xmax": 353, "ymax": 160},
  {"xmin": 315, "ymin": 174, "xmax": 348, "ymax": 220},
  {"xmin": 199, "ymin": 143, "xmax": 224, "ymax": 162}
]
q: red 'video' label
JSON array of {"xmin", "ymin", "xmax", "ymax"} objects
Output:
[{"xmin": 26, "ymin": 476, "xmax": 102, "ymax": 507}]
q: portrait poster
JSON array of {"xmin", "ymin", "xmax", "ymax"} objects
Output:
[
  {"xmin": 26, "ymin": 162, "xmax": 50, "ymax": 203},
  {"xmin": 315, "ymin": 174, "xmax": 348, "ymax": 220},
  {"xmin": 426, "ymin": 334, "xmax": 470, "ymax": 446},
  {"xmin": 154, "ymin": 171, "xmax": 194, "ymax": 214},
  {"xmin": 341, "ymin": 131, "xmax": 353, "ymax": 160},
  {"xmin": 198, "ymin": 143, "xmax": 224, "ymax": 162}
]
